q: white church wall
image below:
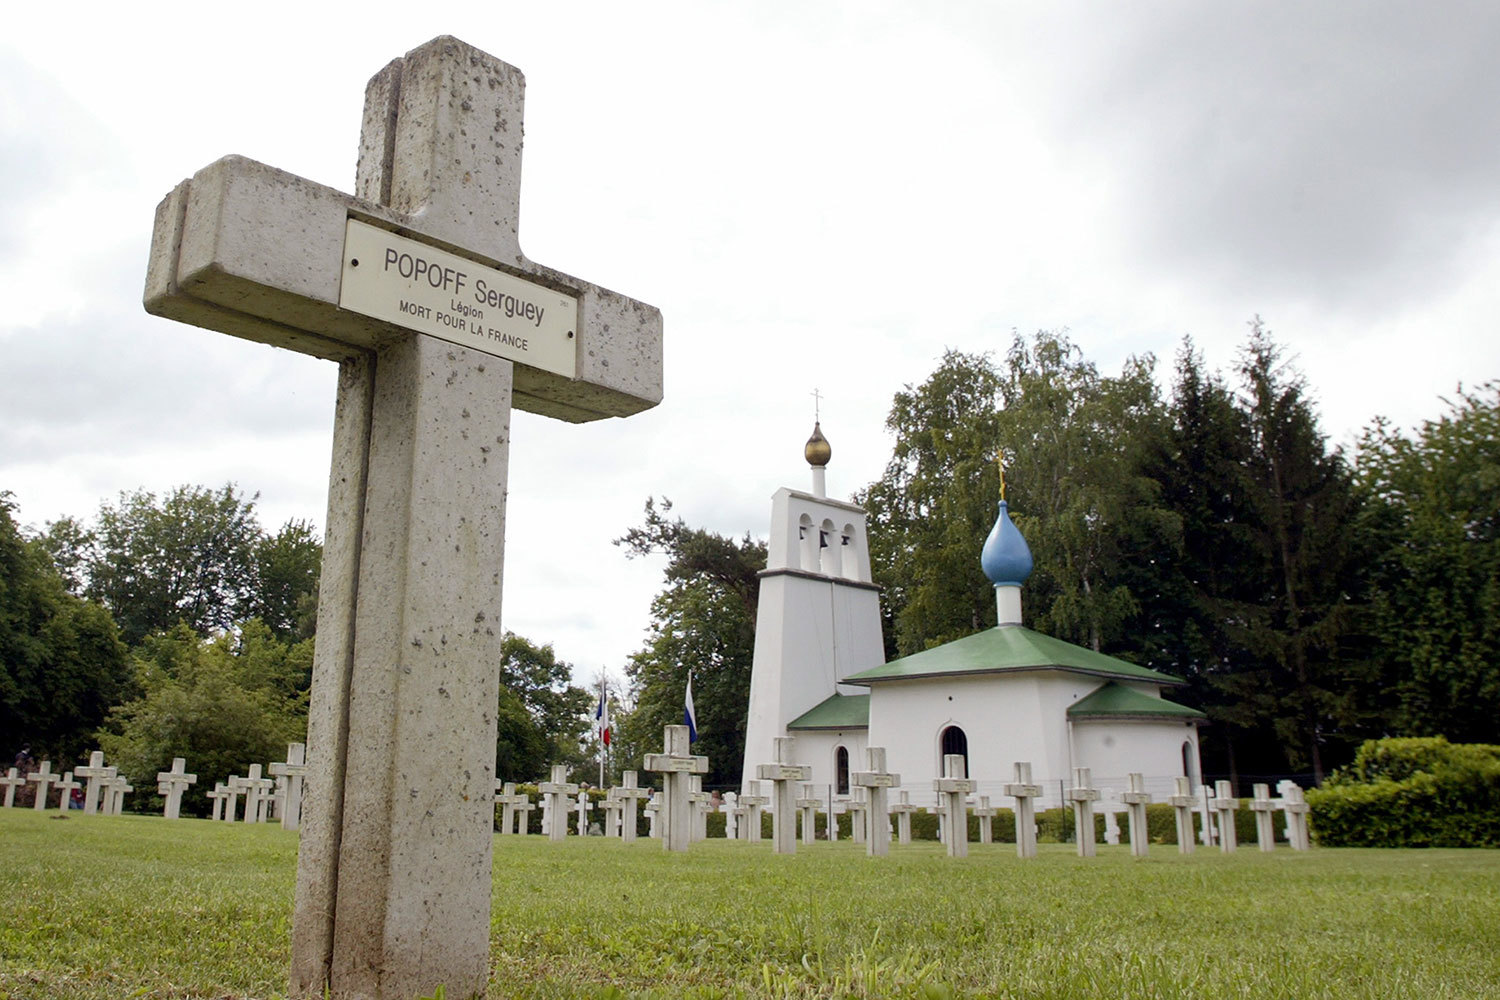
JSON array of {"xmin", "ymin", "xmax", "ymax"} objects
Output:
[
  {"xmin": 1072, "ymin": 718, "xmax": 1202, "ymax": 802},
  {"xmin": 777, "ymin": 730, "xmax": 869, "ymax": 806}
]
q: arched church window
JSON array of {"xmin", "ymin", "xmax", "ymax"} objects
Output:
[
  {"xmin": 835, "ymin": 745, "xmax": 850, "ymax": 795},
  {"xmin": 1181, "ymin": 741, "xmax": 1196, "ymax": 783},
  {"xmin": 939, "ymin": 725, "xmax": 969, "ymax": 778}
]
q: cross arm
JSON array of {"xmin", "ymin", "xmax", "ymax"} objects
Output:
[{"xmin": 146, "ymin": 155, "xmax": 662, "ymax": 423}]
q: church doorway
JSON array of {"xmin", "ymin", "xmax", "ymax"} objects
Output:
[
  {"xmin": 835, "ymin": 746, "xmax": 850, "ymax": 794},
  {"xmin": 939, "ymin": 725, "xmax": 969, "ymax": 777}
]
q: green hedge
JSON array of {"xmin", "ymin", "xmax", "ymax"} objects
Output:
[{"xmin": 1308, "ymin": 737, "xmax": 1500, "ymax": 847}]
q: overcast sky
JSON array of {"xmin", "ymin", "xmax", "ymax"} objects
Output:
[{"xmin": 3, "ymin": 2, "xmax": 1496, "ymax": 690}]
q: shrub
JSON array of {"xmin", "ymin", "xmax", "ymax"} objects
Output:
[{"xmin": 1308, "ymin": 737, "xmax": 1500, "ymax": 847}]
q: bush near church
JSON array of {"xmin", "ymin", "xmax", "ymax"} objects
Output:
[{"xmin": 1308, "ymin": 737, "xmax": 1500, "ymax": 847}]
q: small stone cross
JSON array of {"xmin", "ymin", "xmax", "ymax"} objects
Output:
[
  {"xmin": 1067, "ymin": 766, "xmax": 1101, "ymax": 858},
  {"xmin": 156, "ymin": 757, "xmax": 199, "ymax": 820},
  {"xmin": 494, "ymin": 781, "xmax": 529, "ymax": 835},
  {"xmin": 105, "ymin": 772, "xmax": 132, "ymax": 815},
  {"xmin": 75, "ymin": 752, "xmax": 112, "ymax": 815},
  {"xmin": 722, "ymin": 791, "xmax": 740, "ymax": 840},
  {"xmin": 207, "ymin": 783, "xmax": 231, "ymax": 822},
  {"xmin": 1121, "ymin": 772, "xmax": 1152, "ymax": 858},
  {"xmin": 240, "ymin": 764, "xmax": 274, "ymax": 823},
  {"xmin": 972, "ymin": 795, "xmax": 998, "ymax": 846},
  {"xmin": 738, "ymin": 780, "xmax": 769, "ymax": 844},
  {"xmin": 826, "ymin": 793, "xmax": 845, "ymax": 842},
  {"xmin": 643, "ymin": 725, "xmax": 707, "ymax": 853},
  {"xmin": 1197, "ymin": 783, "xmax": 1219, "ymax": 847},
  {"xmin": 52, "ymin": 771, "xmax": 81, "ymax": 813},
  {"xmin": 512, "ymin": 793, "xmax": 536, "ymax": 836},
  {"xmin": 846, "ymin": 788, "xmax": 870, "ymax": 845},
  {"xmin": 537, "ymin": 765, "xmax": 580, "ymax": 844},
  {"xmin": 0, "ymin": 767, "xmax": 25, "ymax": 808},
  {"xmin": 1003, "ymin": 761, "xmax": 1043, "ymax": 859},
  {"xmin": 852, "ymin": 746, "xmax": 900, "ymax": 857},
  {"xmin": 600, "ymin": 792, "xmax": 622, "ymax": 838},
  {"xmin": 888, "ymin": 789, "xmax": 918, "ymax": 846},
  {"xmin": 1212, "ymin": 780, "xmax": 1239, "ymax": 853},
  {"xmin": 933, "ymin": 754, "xmax": 974, "ymax": 859},
  {"xmin": 644, "ymin": 792, "xmax": 661, "ymax": 839},
  {"xmin": 613, "ymin": 770, "xmax": 650, "ymax": 844},
  {"xmin": 794, "ymin": 784, "xmax": 822, "ymax": 845},
  {"xmin": 574, "ymin": 790, "xmax": 591, "ymax": 837},
  {"xmin": 756, "ymin": 736, "xmax": 811, "ymax": 855},
  {"xmin": 1250, "ymin": 782, "xmax": 1277, "ymax": 852},
  {"xmin": 1279, "ymin": 782, "xmax": 1311, "ymax": 851},
  {"xmin": 688, "ymin": 775, "xmax": 712, "ymax": 843},
  {"xmin": 268, "ymin": 743, "xmax": 309, "ymax": 831},
  {"xmin": 1166, "ymin": 776, "xmax": 1197, "ymax": 855},
  {"xmin": 26, "ymin": 761, "xmax": 58, "ymax": 812}
]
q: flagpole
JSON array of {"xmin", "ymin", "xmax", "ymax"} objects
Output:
[{"xmin": 598, "ymin": 678, "xmax": 606, "ymax": 789}]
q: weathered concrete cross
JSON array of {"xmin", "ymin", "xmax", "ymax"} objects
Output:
[
  {"xmin": 1278, "ymin": 782, "xmax": 1311, "ymax": 851},
  {"xmin": 644, "ymin": 724, "xmax": 707, "ymax": 852},
  {"xmin": 972, "ymin": 795, "xmax": 997, "ymax": 846},
  {"xmin": 574, "ymin": 790, "xmax": 592, "ymax": 837},
  {"xmin": 0, "ymin": 767, "xmax": 24, "ymax": 807},
  {"xmin": 144, "ymin": 36, "xmax": 660, "ymax": 1000},
  {"xmin": 1003, "ymin": 761, "xmax": 1042, "ymax": 859},
  {"xmin": 1166, "ymin": 776, "xmax": 1197, "ymax": 855},
  {"xmin": 1121, "ymin": 772, "xmax": 1152, "ymax": 858},
  {"xmin": 888, "ymin": 789, "xmax": 918, "ymax": 846},
  {"xmin": 537, "ymin": 765, "xmax": 579, "ymax": 844},
  {"xmin": 1212, "ymin": 779, "xmax": 1239, "ymax": 853},
  {"xmin": 268, "ymin": 743, "xmax": 309, "ymax": 831},
  {"xmin": 794, "ymin": 783, "xmax": 822, "ymax": 845},
  {"xmin": 26, "ymin": 761, "xmax": 58, "ymax": 812},
  {"xmin": 1250, "ymin": 782, "xmax": 1277, "ymax": 852},
  {"xmin": 494, "ymin": 780, "xmax": 528, "ymax": 835},
  {"xmin": 933, "ymin": 754, "xmax": 974, "ymax": 859},
  {"xmin": 613, "ymin": 770, "xmax": 650, "ymax": 844},
  {"xmin": 75, "ymin": 752, "xmax": 112, "ymax": 815},
  {"xmin": 756, "ymin": 736, "xmax": 811, "ymax": 855},
  {"xmin": 738, "ymin": 780, "xmax": 770, "ymax": 844},
  {"xmin": 53, "ymin": 771, "xmax": 81, "ymax": 813},
  {"xmin": 207, "ymin": 783, "xmax": 231, "ymax": 822},
  {"xmin": 851, "ymin": 746, "xmax": 899, "ymax": 857},
  {"xmin": 156, "ymin": 757, "xmax": 198, "ymax": 820},
  {"xmin": 1067, "ymin": 766, "xmax": 1100, "ymax": 858}
]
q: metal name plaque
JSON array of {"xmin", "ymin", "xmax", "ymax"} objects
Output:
[{"xmin": 338, "ymin": 218, "xmax": 579, "ymax": 377}]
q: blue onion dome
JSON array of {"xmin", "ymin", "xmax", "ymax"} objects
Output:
[{"xmin": 981, "ymin": 500, "xmax": 1033, "ymax": 586}]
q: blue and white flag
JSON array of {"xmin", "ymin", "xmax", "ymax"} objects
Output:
[{"xmin": 684, "ymin": 674, "xmax": 698, "ymax": 743}]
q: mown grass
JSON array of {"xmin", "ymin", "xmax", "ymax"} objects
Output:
[{"xmin": 0, "ymin": 809, "xmax": 1496, "ymax": 999}]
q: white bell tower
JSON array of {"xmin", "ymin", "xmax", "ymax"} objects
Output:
[{"xmin": 739, "ymin": 422, "xmax": 885, "ymax": 792}]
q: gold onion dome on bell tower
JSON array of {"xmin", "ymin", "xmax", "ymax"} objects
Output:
[{"xmin": 804, "ymin": 422, "xmax": 832, "ymax": 468}]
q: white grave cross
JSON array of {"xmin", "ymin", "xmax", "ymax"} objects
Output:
[
  {"xmin": 933, "ymin": 754, "xmax": 974, "ymax": 859},
  {"xmin": 156, "ymin": 757, "xmax": 199, "ymax": 820},
  {"xmin": 852, "ymin": 747, "xmax": 900, "ymax": 857},
  {"xmin": 1003, "ymin": 761, "xmax": 1043, "ymax": 859},
  {"xmin": 972, "ymin": 795, "xmax": 997, "ymax": 846},
  {"xmin": 1250, "ymin": 783, "xmax": 1277, "ymax": 852},
  {"xmin": 494, "ymin": 781, "xmax": 528, "ymax": 835},
  {"xmin": 795, "ymin": 784, "xmax": 822, "ymax": 846},
  {"xmin": 537, "ymin": 766, "xmax": 580, "ymax": 844},
  {"xmin": 0, "ymin": 767, "xmax": 25, "ymax": 808},
  {"xmin": 26, "ymin": 761, "xmax": 58, "ymax": 812},
  {"xmin": 53, "ymin": 772, "xmax": 81, "ymax": 813},
  {"xmin": 144, "ymin": 36, "xmax": 663, "ymax": 1000},
  {"xmin": 888, "ymin": 790, "xmax": 918, "ymax": 846},
  {"xmin": 1121, "ymin": 772, "xmax": 1152, "ymax": 858},
  {"xmin": 1167, "ymin": 776, "xmax": 1197, "ymax": 855},
  {"xmin": 268, "ymin": 743, "xmax": 309, "ymax": 831},
  {"xmin": 757, "ymin": 737, "xmax": 812, "ymax": 855},
  {"xmin": 1213, "ymin": 780, "xmax": 1239, "ymax": 853},
  {"xmin": 1068, "ymin": 767, "xmax": 1101, "ymax": 858},
  {"xmin": 207, "ymin": 783, "xmax": 231, "ymax": 822},
  {"xmin": 613, "ymin": 770, "xmax": 650, "ymax": 844},
  {"xmin": 643, "ymin": 725, "xmax": 707, "ymax": 853},
  {"xmin": 688, "ymin": 776, "xmax": 712, "ymax": 842},
  {"xmin": 739, "ymin": 781, "xmax": 769, "ymax": 844},
  {"xmin": 75, "ymin": 752, "xmax": 112, "ymax": 815}
]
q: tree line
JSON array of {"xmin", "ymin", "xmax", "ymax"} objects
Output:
[
  {"xmin": 0, "ymin": 485, "xmax": 593, "ymax": 814},
  {"xmin": 613, "ymin": 322, "xmax": 1499, "ymax": 788}
]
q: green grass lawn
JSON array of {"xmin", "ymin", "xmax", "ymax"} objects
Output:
[{"xmin": 1, "ymin": 810, "xmax": 1496, "ymax": 999}]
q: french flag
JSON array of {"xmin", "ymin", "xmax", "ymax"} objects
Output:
[
  {"xmin": 684, "ymin": 674, "xmax": 698, "ymax": 743},
  {"xmin": 595, "ymin": 689, "xmax": 610, "ymax": 747}
]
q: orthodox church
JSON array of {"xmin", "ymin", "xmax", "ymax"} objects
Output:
[{"xmin": 739, "ymin": 424, "xmax": 1205, "ymax": 808}]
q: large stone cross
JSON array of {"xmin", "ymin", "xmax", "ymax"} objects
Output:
[
  {"xmin": 143, "ymin": 36, "xmax": 661, "ymax": 1000},
  {"xmin": 851, "ymin": 746, "xmax": 899, "ymax": 858},
  {"xmin": 156, "ymin": 757, "xmax": 198, "ymax": 820},
  {"xmin": 756, "ymin": 737, "xmax": 811, "ymax": 855},
  {"xmin": 643, "ymin": 724, "xmax": 707, "ymax": 853}
]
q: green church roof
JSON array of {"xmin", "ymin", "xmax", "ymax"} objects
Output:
[
  {"xmin": 787, "ymin": 693, "xmax": 870, "ymax": 731},
  {"xmin": 842, "ymin": 625, "xmax": 1184, "ymax": 686},
  {"xmin": 1067, "ymin": 681, "xmax": 1205, "ymax": 720}
]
